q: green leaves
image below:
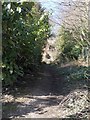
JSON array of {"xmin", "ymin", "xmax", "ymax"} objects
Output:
[
  {"xmin": 2, "ymin": 2, "xmax": 50, "ymax": 86},
  {"xmin": 56, "ymin": 26, "xmax": 82, "ymax": 62},
  {"xmin": 67, "ymin": 67, "xmax": 90, "ymax": 81}
]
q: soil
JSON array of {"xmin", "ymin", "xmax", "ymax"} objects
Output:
[{"xmin": 2, "ymin": 64, "xmax": 90, "ymax": 119}]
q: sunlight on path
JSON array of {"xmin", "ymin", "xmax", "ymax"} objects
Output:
[
  {"xmin": 2, "ymin": 64, "xmax": 89, "ymax": 119},
  {"xmin": 2, "ymin": 88, "xmax": 88, "ymax": 118}
]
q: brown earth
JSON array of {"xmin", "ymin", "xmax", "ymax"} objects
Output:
[{"xmin": 2, "ymin": 64, "xmax": 89, "ymax": 119}]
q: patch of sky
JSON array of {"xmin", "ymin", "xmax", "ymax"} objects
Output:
[{"xmin": 38, "ymin": 0, "xmax": 64, "ymax": 35}]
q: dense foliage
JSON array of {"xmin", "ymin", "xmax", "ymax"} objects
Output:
[
  {"xmin": 55, "ymin": 0, "xmax": 89, "ymax": 64},
  {"xmin": 55, "ymin": 5, "xmax": 89, "ymax": 79},
  {"xmin": 2, "ymin": 2, "xmax": 51, "ymax": 85},
  {"xmin": 56, "ymin": 26, "xmax": 82, "ymax": 63}
]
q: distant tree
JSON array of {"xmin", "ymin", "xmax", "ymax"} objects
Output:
[{"xmin": 54, "ymin": 0, "xmax": 89, "ymax": 63}]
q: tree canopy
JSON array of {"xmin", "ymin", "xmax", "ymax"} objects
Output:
[{"xmin": 2, "ymin": 2, "xmax": 51, "ymax": 85}]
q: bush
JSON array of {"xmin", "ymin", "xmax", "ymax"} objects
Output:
[
  {"xmin": 2, "ymin": 2, "xmax": 51, "ymax": 86},
  {"xmin": 67, "ymin": 66, "xmax": 90, "ymax": 81}
]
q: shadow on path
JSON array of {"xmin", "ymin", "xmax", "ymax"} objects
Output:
[{"xmin": 2, "ymin": 64, "xmax": 88, "ymax": 118}]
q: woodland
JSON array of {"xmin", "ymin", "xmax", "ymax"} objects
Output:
[{"xmin": 2, "ymin": 1, "xmax": 90, "ymax": 119}]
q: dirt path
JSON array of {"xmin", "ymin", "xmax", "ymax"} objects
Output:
[{"xmin": 2, "ymin": 64, "xmax": 89, "ymax": 119}]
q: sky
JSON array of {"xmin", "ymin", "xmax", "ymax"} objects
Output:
[{"xmin": 38, "ymin": 0, "xmax": 63, "ymax": 35}]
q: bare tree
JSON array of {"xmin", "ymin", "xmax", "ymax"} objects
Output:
[{"xmin": 49, "ymin": 0, "xmax": 89, "ymax": 46}]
